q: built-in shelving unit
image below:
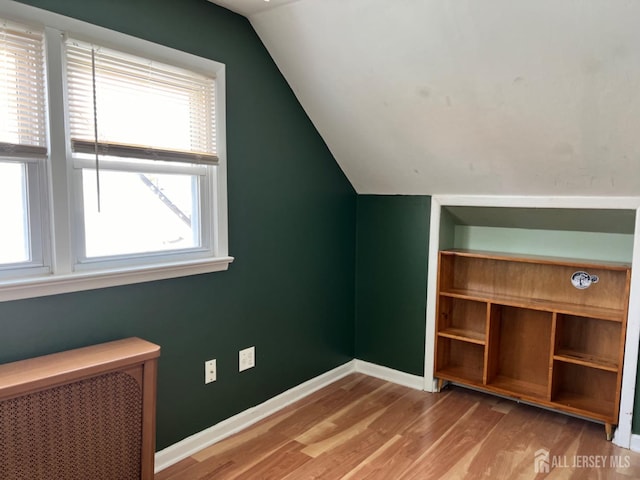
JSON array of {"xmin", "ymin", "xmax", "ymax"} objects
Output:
[{"xmin": 434, "ymin": 249, "xmax": 631, "ymax": 440}]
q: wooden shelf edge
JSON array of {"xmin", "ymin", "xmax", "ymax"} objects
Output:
[
  {"xmin": 437, "ymin": 329, "xmax": 486, "ymax": 345},
  {"xmin": 551, "ymin": 393, "xmax": 616, "ymax": 422},
  {"xmin": 435, "ymin": 369, "xmax": 483, "ymax": 387},
  {"xmin": 437, "ymin": 376, "xmax": 551, "ymax": 410},
  {"xmin": 439, "ymin": 289, "xmax": 625, "ymax": 322},
  {"xmin": 436, "ymin": 376, "xmax": 616, "ymax": 424},
  {"xmin": 488, "ymin": 376, "xmax": 549, "ymax": 401},
  {"xmin": 440, "ymin": 249, "xmax": 631, "ymax": 271},
  {"xmin": 553, "ymin": 352, "xmax": 619, "ymax": 372}
]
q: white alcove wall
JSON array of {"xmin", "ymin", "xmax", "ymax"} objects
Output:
[{"xmin": 423, "ymin": 195, "xmax": 640, "ymax": 450}]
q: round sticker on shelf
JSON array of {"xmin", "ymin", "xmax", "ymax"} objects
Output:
[{"xmin": 571, "ymin": 271, "xmax": 599, "ymax": 290}]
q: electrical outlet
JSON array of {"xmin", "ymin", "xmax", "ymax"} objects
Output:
[
  {"xmin": 239, "ymin": 346, "xmax": 255, "ymax": 372},
  {"xmin": 205, "ymin": 359, "xmax": 217, "ymax": 383}
]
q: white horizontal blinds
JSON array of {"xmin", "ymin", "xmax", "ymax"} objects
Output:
[
  {"xmin": 0, "ymin": 19, "xmax": 46, "ymax": 158},
  {"xmin": 65, "ymin": 38, "xmax": 217, "ymax": 164}
]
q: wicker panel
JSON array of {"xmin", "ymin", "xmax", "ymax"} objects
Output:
[{"xmin": 0, "ymin": 370, "xmax": 143, "ymax": 480}]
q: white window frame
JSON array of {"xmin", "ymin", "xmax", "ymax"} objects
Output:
[
  {"xmin": 0, "ymin": 157, "xmax": 51, "ymax": 280},
  {"xmin": 0, "ymin": 0, "xmax": 232, "ymax": 302},
  {"xmin": 0, "ymin": 16, "xmax": 50, "ymax": 280}
]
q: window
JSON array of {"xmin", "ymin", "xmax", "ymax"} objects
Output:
[
  {"xmin": 65, "ymin": 39, "xmax": 217, "ymax": 267},
  {"xmin": 0, "ymin": 3, "xmax": 230, "ymax": 301},
  {"xmin": 0, "ymin": 19, "xmax": 49, "ymax": 279}
]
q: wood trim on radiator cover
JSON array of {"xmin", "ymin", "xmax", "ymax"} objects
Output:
[{"xmin": 0, "ymin": 337, "xmax": 161, "ymax": 480}]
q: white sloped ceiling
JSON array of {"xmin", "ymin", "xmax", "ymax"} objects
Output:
[{"xmin": 211, "ymin": 0, "xmax": 640, "ymax": 196}]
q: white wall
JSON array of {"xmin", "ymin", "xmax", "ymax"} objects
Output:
[{"xmin": 249, "ymin": 0, "xmax": 640, "ymax": 196}]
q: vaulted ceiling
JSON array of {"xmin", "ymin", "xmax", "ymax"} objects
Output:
[{"xmin": 210, "ymin": 0, "xmax": 640, "ymax": 196}]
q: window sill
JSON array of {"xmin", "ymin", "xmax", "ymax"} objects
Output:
[{"xmin": 0, "ymin": 256, "xmax": 234, "ymax": 302}]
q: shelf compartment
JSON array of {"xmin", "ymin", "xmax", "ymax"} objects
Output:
[
  {"xmin": 437, "ymin": 296, "xmax": 487, "ymax": 345},
  {"xmin": 438, "ymin": 251, "xmax": 630, "ymax": 317},
  {"xmin": 435, "ymin": 337, "xmax": 484, "ymax": 385},
  {"xmin": 554, "ymin": 314, "xmax": 622, "ymax": 371},
  {"xmin": 551, "ymin": 362, "xmax": 617, "ymax": 419},
  {"xmin": 488, "ymin": 375, "xmax": 548, "ymax": 400},
  {"xmin": 439, "ymin": 289, "xmax": 625, "ymax": 322},
  {"xmin": 486, "ymin": 306, "xmax": 552, "ymax": 399}
]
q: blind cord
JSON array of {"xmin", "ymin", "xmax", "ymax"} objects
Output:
[{"xmin": 91, "ymin": 47, "xmax": 101, "ymax": 212}]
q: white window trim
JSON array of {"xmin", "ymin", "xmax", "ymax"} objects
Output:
[{"xmin": 0, "ymin": 0, "xmax": 232, "ymax": 302}]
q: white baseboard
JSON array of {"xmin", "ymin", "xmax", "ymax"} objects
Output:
[
  {"xmin": 631, "ymin": 434, "xmax": 640, "ymax": 452},
  {"xmin": 154, "ymin": 360, "xmax": 356, "ymax": 472},
  {"xmin": 155, "ymin": 359, "xmax": 425, "ymax": 472},
  {"xmin": 354, "ymin": 359, "xmax": 424, "ymax": 390}
]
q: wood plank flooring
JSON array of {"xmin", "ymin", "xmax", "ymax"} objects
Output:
[{"xmin": 155, "ymin": 373, "xmax": 640, "ymax": 479}]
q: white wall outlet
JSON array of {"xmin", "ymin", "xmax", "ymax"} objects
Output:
[
  {"xmin": 239, "ymin": 346, "xmax": 255, "ymax": 372},
  {"xmin": 205, "ymin": 359, "xmax": 217, "ymax": 384}
]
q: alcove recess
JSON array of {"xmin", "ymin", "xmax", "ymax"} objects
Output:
[{"xmin": 434, "ymin": 206, "xmax": 635, "ymax": 440}]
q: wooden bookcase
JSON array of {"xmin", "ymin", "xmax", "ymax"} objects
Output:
[{"xmin": 434, "ymin": 249, "xmax": 631, "ymax": 439}]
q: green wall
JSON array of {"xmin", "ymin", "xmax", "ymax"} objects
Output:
[
  {"xmin": 5, "ymin": 0, "xmax": 356, "ymax": 450},
  {"xmin": 454, "ymin": 226, "xmax": 634, "ymax": 263},
  {"xmin": 354, "ymin": 196, "xmax": 430, "ymax": 376},
  {"xmin": 439, "ymin": 207, "xmax": 456, "ymax": 250}
]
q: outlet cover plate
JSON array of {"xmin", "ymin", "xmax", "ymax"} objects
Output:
[
  {"xmin": 239, "ymin": 346, "xmax": 255, "ymax": 372},
  {"xmin": 205, "ymin": 359, "xmax": 217, "ymax": 383}
]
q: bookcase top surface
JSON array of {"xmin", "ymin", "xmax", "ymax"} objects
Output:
[{"xmin": 441, "ymin": 249, "xmax": 631, "ymax": 271}]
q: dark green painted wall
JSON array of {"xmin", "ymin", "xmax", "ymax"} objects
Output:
[
  {"xmin": 354, "ymin": 196, "xmax": 430, "ymax": 376},
  {"xmin": 5, "ymin": 0, "xmax": 356, "ymax": 450}
]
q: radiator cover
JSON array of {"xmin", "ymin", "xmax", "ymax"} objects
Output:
[{"xmin": 0, "ymin": 338, "xmax": 160, "ymax": 480}]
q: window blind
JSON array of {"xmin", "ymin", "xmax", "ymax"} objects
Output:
[
  {"xmin": 0, "ymin": 19, "xmax": 46, "ymax": 158},
  {"xmin": 65, "ymin": 38, "xmax": 217, "ymax": 165}
]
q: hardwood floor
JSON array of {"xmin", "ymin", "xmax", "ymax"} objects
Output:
[{"xmin": 155, "ymin": 374, "xmax": 640, "ymax": 479}]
